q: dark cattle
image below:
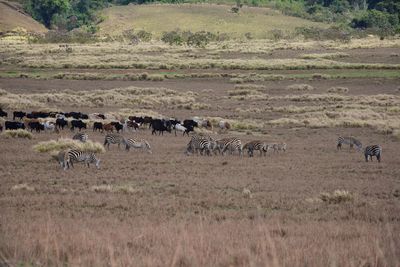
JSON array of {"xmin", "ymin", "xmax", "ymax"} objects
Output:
[
  {"xmin": 13, "ymin": 111, "xmax": 26, "ymax": 120},
  {"xmin": 184, "ymin": 125, "xmax": 195, "ymax": 136},
  {"xmin": 111, "ymin": 121, "xmax": 123, "ymax": 133},
  {"xmin": 126, "ymin": 120, "xmax": 139, "ymax": 131},
  {"xmin": 28, "ymin": 121, "xmax": 44, "ymax": 133},
  {"xmin": 169, "ymin": 119, "xmax": 181, "ymax": 127},
  {"xmin": 97, "ymin": 114, "xmax": 105, "ymax": 120},
  {"xmin": 183, "ymin": 119, "xmax": 198, "ymax": 129},
  {"xmin": 70, "ymin": 120, "xmax": 87, "ymax": 131},
  {"xmin": 27, "ymin": 111, "xmax": 50, "ymax": 119},
  {"xmin": 65, "ymin": 112, "xmax": 88, "ymax": 120},
  {"xmin": 56, "ymin": 118, "xmax": 68, "ymax": 130},
  {"xmin": 129, "ymin": 116, "xmax": 144, "ymax": 124},
  {"xmin": 5, "ymin": 121, "xmax": 25, "ymax": 130},
  {"xmin": 103, "ymin": 123, "xmax": 114, "ymax": 132},
  {"xmin": 93, "ymin": 122, "xmax": 104, "ymax": 132},
  {"xmin": 151, "ymin": 119, "xmax": 172, "ymax": 135},
  {"xmin": 0, "ymin": 109, "xmax": 7, "ymax": 118},
  {"xmin": 143, "ymin": 116, "xmax": 153, "ymax": 128}
]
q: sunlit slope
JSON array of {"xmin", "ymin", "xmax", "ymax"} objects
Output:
[{"xmin": 98, "ymin": 4, "xmax": 327, "ymax": 39}]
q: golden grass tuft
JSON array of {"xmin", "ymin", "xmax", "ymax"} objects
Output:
[
  {"xmin": 327, "ymin": 86, "xmax": 349, "ymax": 93},
  {"xmin": 33, "ymin": 138, "xmax": 105, "ymax": 154},
  {"xmin": 300, "ymin": 52, "xmax": 349, "ymax": 60},
  {"xmin": 320, "ymin": 190, "xmax": 354, "ymax": 204},
  {"xmin": 2, "ymin": 129, "xmax": 33, "ymax": 139},
  {"xmin": 286, "ymin": 84, "xmax": 314, "ymax": 91},
  {"xmin": 11, "ymin": 183, "xmax": 35, "ymax": 192},
  {"xmin": 91, "ymin": 184, "xmax": 139, "ymax": 194}
]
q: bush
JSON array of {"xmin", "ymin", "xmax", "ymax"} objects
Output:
[
  {"xmin": 295, "ymin": 26, "xmax": 351, "ymax": 42},
  {"xmin": 351, "ymin": 10, "xmax": 398, "ymax": 35},
  {"xmin": 2, "ymin": 129, "xmax": 33, "ymax": 139},
  {"xmin": 286, "ymin": 84, "xmax": 314, "ymax": 91},
  {"xmin": 187, "ymin": 31, "xmax": 215, "ymax": 47},
  {"xmin": 137, "ymin": 30, "xmax": 152, "ymax": 42},
  {"xmin": 161, "ymin": 31, "xmax": 184, "ymax": 46}
]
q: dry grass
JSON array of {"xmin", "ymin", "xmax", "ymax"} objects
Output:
[
  {"xmin": 327, "ymin": 86, "xmax": 349, "ymax": 93},
  {"xmin": 286, "ymin": 84, "xmax": 314, "ymax": 91},
  {"xmin": 91, "ymin": 184, "xmax": 139, "ymax": 194},
  {"xmin": 33, "ymin": 138, "xmax": 106, "ymax": 154},
  {"xmin": 320, "ymin": 190, "xmax": 354, "ymax": 204},
  {"xmin": 11, "ymin": 183, "xmax": 35, "ymax": 192},
  {"xmin": 2, "ymin": 129, "xmax": 33, "ymax": 139},
  {"xmin": 300, "ymin": 52, "xmax": 349, "ymax": 59},
  {"xmin": 98, "ymin": 4, "xmax": 325, "ymax": 39},
  {"xmin": 0, "ymin": 86, "xmax": 202, "ymax": 110}
]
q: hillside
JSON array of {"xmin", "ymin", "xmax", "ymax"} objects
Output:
[
  {"xmin": 0, "ymin": 0, "xmax": 47, "ymax": 33},
  {"xmin": 98, "ymin": 3, "xmax": 327, "ymax": 39}
]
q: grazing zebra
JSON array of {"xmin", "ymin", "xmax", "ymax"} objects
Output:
[
  {"xmin": 214, "ymin": 137, "xmax": 243, "ymax": 156},
  {"xmin": 123, "ymin": 138, "xmax": 152, "ymax": 153},
  {"xmin": 243, "ymin": 140, "xmax": 266, "ymax": 157},
  {"xmin": 364, "ymin": 145, "xmax": 382, "ymax": 162},
  {"xmin": 337, "ymin": 136, "xmax": 362, "ymax": 151},
  {"xmin": 186, "ymin": 134, "xmax": 212, "ymax": 156},
  {"xmin": 104, "ymin": 133, "xmax": 125, "ymax": 149},
  {"xmin": 72, "ymin": 132, "xmax": 88, "ymax": 143},
  {"xmin": 63, "ymin": 149, "xmax": 100, "ymax": 170},
  {"xmin": 271, "ymin": 143, "xmax": 287, "ymax": 153}
]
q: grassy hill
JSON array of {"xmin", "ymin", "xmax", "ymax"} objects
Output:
[
  {"xmin": 0, "ymin": 0, "xmax": 47, "ymax": 33},
  {"xmin": 98, "ymin": 3, "xmax": 327, "ymax": 39}
]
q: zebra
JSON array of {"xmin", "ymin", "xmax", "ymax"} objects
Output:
[
  {"xmin": 103, "ymin": 133, "xmax": 125, "ymax": 150},
  {"xmin": 271, "ymin": 143, "xmax": 287, "ymax": 153},
  {"xmin": 72, "ymin": 132, "xmax": 88, "ymax": 143},
  {"xmin": 123, "ymin": 138, "xmax": 152, "ymax": 153},
  {"xmin": 337, "ymin": 136, "xmax": 362, "ymax": 151},
  {"xmin": 243, "ymin": 140, "xmax": 267, "ymax": 157},
  {"xmin": 214, "ymin": 137, "xmax": 243, "ymax": 156},
  {"xmin": 63, "ymin": 149, "xmax": 100, "ymax": 170},
  {"xmin": 186, "ymin": 134, "xmax": 213, "ymax": 156},
  {"xmin": 364, "ymin": 145, "xmax": 382, "ymax": 162}
]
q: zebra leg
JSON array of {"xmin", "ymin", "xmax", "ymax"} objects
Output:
[{"xmin": 377, "ymin": 154, "xmax": 381, "ymax": 162}]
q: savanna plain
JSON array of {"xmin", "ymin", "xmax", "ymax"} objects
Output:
[{"xmin": 1, "ymin": 13, "xmax": 400, "ymax": 266}]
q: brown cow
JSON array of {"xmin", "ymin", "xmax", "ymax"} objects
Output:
[{"xmin": 103, "ymin": 123, "xmax": 114, "ymax": 132}]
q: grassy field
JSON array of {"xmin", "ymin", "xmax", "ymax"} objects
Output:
[
  {"xmin": 1, "ymin": 27, "xmax": 400, "ymax": 266},
  {"xmin": 98, "ymin": 4, "xmax": 326, "ymax": 39}
]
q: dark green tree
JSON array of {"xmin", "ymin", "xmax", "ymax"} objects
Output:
[{"xmin": 25, "ymin": 0, "xmax": 70, "ymax": 27}]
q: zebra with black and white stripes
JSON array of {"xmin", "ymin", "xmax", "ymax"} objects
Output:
[
  {"xmin": 364, "ymin": 145, "xmax": 382, "ymax": 162},
  {"xmin": 243, "ymin": 140, "xmax": 266, "ymax": 157},
  {"xmin": 63, "ymin": 149, "xmax": 100, "ymax": 170},
  {"xmin": 72, "ymin": 132, "xmax": 88, "ymax": 143},
  {"xmin": 104, "ymin": 133, "xmax": 125, "ymax": 150},
  {"xmin": 337, "ymin": 136, "xmax": 362, "ymax": 151},
  {"xmin": 123, "ymin": 138, "xmax": 152, "ymax": 153},
  {"xmin": 186, "ymin": 134, "xmax": 212, "ymax": 156},
  {"xmin": 214, "ymin": 137, "xmax": 243, "ymax": 156}
]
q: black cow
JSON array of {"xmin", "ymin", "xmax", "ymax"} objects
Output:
[
  {"xmin": 27, "ymin": 111, "xmax": 50, "ymax": 119},
  {"xmin": 70, "ymin": 120, "xmax": 86, "ymax": 131},
  {"xmin": 0, "ymin": 109, "xmax": 7, "ymax": 118},
  {"xmin": 28, "ymin": 121, "xmax": 44, "ymax": 133},
  {"xmin": 5, "ymin": 121, "xmax": 25, "ymax": 130},
  {"xmin": 151, "ymin": 119, "xmax": 172, "ymax": 135},
  {"xmin": 111, "ymin": 121, "xmax": 123, "ymax": 133},
  {"xmin": 93, "ymin": 122, "xmax": 103, "ymax": 132},
  {"xmin": 97, "ymin": 114, "xmax": 105, "ymax": 120},
  {"xmin": 65, "ymin": 112, "xmax": 88, "ymax": 120},
  {"xmin": 144, "ymin": 116, "xmax": 153, "ymax": 128},
  {"xmin": 13, "ymin": 111, "xmax": 26, "ymax": 120},
  {"xmin": 184, "ymin": 125, "xmax": 195, "ymax": 136},
  {"xmin": 56, "ymin": 118, "xmax": 68, "ymax": 130},
  {"xmin": 183, "ymin": 119, "xmax": 198, "ymax": 129},
  {"xmin": 126, "ymin": 120, "xmax": 139, "ymax": 131},
  {"xmin": 169, "ymin": 119, "xmax": 181, "ymax": 127},
  {"xmin": 129, "ymin": 116, "xmax": 144, "ymax": 124}
]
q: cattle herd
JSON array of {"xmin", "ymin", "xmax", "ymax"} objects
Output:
[{"xmin": 0, "ymin": 107, "xmax": 382, "ymax": 170}]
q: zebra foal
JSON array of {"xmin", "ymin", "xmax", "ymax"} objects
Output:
[
  {"xmin": 337, "ymin": 136, "xmax": 362, "ymax": 151},
  {"xmin": 72, "ymin": 132, "xmax": 88, "ymax": 143},
  {"xmin": 364, "ymin": 145, "xmax": 382, "ymax": 162},
  {"xmin": 63, "ymin": 149, "xmax": 101, "ymax": 170},
  {"xmin": 104, "ymin": 133, "xmax": 125, "ymax": 150},
  {"xmin": 123, "ymin": 138, "xmax": 152, "ymax": 153}
]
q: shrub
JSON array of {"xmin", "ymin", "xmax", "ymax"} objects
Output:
[
  {"xmin": 137, "ymin": 30, "xmax": 152, "ymax": 42},
  {"xmin": 320, "ymin": 190, "xmax": 354, "ymax": 204},
  {"xmin": 286, "ymin": 84, "xmax": 314, "ymax": 91},
  {"xmin": 161, "ymin": 31, "xmax": 184, "ymax": 46},
  {"xmin": 33, "ymin": 138, "xmax": 105, "ymax": 154},
  {"xmin": 351, "ymin": 10, "xmax": 398, "ymax": 36},
  {"xmin": 2, "ymin": 129, "xmax": 33, "ymax": 139},
  {"xmin": 269, "ymin": 29, "xmax": 284, "ymax": 41},
  {"xmin": 327, "ymin": 87, "xmax": 349, "ymax": 93}
]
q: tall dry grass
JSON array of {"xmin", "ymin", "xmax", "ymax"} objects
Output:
[{"xmin": 33, "ymin": 138, "xmax": 106, "ymax": 154}]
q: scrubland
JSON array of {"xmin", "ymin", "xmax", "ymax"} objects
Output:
[{"xmin": 1, "ymin": 32, "xmax": 400, "ymax": 266}]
